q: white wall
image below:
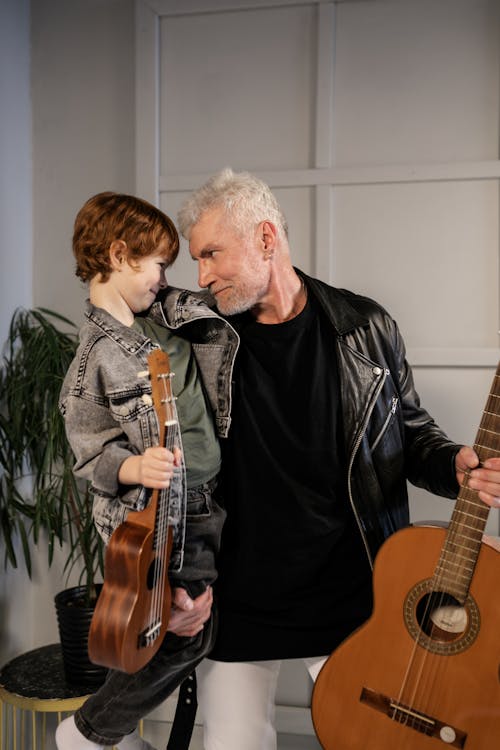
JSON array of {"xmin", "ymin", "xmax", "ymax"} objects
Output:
[
  {"xmin": 31, "ymin": 0, "xmax": 136, "ymax": 326},
  {"xmin": 0, "ymin": 0, "xmax": 32, "ymax": 340},
  {"xmin": 0, "ymin": 0, "xmax": 35, "ymax": 665},
  {"xmin": 0, "ymin": 0, "xmax": 137, "ymax": 666}
]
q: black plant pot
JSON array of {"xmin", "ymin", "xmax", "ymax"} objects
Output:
[{"xmin": 54, "ymin": 584, "xmax": 108, "ymax": 689}]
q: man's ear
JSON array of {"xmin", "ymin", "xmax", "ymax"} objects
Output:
[
  {"xmin": 259, "ymin": 221, "xmax": 278, "ymax": 258},
  {"xmin": 109, "ymin": 240, "xmax": 128, "ymax": 270}
]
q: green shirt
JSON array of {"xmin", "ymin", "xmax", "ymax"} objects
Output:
[{"xmin": 133, "ymin": 317, "xmax": 220, "ymax": 488}]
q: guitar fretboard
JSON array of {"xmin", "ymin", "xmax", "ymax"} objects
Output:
[{"xmin": 434, "ymin": 362, "xmax": 500, "ymax": 603}]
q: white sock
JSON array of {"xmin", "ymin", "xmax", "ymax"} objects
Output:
[
  {"xmin": 55, "ymin": 715, "xmax": 104, "ymax": 750},
  {"xmin": 116, "ymin": 729, "xmax": 157, "ymax": 750}
]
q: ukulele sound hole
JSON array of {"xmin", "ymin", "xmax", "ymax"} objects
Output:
[
  {"xmin": 146, "ymin": 558, "xmax": 163, "ymax": 590},
  {"xmin": 404, "ymin": 580, "xmax": 480, "ymax": 655}
]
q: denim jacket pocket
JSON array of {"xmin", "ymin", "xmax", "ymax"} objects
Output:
[{"xmin": 108, "ymin": 389, "xmax": 157, "ymax": 449}]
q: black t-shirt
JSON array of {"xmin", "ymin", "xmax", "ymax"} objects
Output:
[{"xmin": 212, "ymin": 295, "xmax": 373, "ymax": 661}]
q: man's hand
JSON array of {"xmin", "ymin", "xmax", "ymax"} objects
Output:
[
  {"xmin": 455, "ymin": 446, "xmax": 500, "ymax": 508},
  {"xmin": 167, "ymin": 586, "xmax": 213, "ymax": 637}
]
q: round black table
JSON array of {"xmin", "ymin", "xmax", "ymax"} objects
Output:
[{"xmin": 0, "ymin": 643, "xmax": 91, "ymax": 749}]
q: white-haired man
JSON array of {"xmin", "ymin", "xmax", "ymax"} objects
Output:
[{"xmin": 174, "ymin": 167, "xmax": 500, "ymax": 750}]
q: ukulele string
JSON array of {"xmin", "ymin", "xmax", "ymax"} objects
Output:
[
  {"xmin": 155, "ymin": 372, "xmax": 178, "ymax": 629},
  {"xmin": 148, "ymin": 371, "xmax": 175, "ymax": 634}
]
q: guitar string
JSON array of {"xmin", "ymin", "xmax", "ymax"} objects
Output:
[
  {"xmin": 393, "ymin": 471, "xmax": 481, "ymax": 730},
  {"xmin": 407, "ymin": 412, "xmax": 499, "ymax": 724},
  {"xmin": 391, "ymin": 500, "xmax": 474, "ymax": 733},
  {"xmin": 402, "ymin": 548, "xmax": 461, "ymax": 731},
  {"xmin": 393, "ymin": 394, "xmax": 499, "ymax": 733}
]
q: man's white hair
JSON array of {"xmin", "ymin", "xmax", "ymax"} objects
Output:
[{"xmin": 177, "ymin": 167, "xmax": 288, "ymax": 240}]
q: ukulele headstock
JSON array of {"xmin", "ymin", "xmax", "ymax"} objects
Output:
[{"xmin": 147, "ymin": 349, "xmax": 176, "ymax": 429}]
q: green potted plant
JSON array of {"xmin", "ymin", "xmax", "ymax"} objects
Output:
[{"xmin": 0, "ymin": 307, "xmax": 106, "ymax": 687}]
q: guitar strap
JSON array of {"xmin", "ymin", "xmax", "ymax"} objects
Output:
[{"xmin": 166, "ymin": 671, "xmax": 198, "ymax": 750}]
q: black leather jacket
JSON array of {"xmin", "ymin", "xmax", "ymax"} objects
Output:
[
  {"xmin": 163, "ymin": 273, "xmax": 461, "ymax": 571},
  {"xmin": 301, "ymin": 270, "xmax": 460, "ymax": 566}
]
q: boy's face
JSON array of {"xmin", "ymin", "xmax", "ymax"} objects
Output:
[{"xmin": 117, "ymin": 239, "xmax": 170, "ymax": 313}]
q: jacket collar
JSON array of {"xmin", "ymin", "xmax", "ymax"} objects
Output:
[
  {"xmin": 295, "ymin": 268, "xmax": 370, "ymax": 336},
  {"xmin": 84, "ymin": 301, "xmax": 149, "ymax": 353},
  {"xmin": 154, "ymin": 272, "xmax": 370, "ymax": 337}
]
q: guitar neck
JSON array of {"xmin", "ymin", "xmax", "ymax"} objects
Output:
[{"xmin": 433, "ymin": 361, "xmax": 500, "ymax": 602}]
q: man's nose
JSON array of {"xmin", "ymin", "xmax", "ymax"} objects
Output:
[{"xmin": 198, "ymin": 261, "xmax": 212, "ymax": 289}]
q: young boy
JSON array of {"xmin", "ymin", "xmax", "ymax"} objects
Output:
[{"xmin": 57, "ymin": 192, "xmax": 236, "ymax": 750}]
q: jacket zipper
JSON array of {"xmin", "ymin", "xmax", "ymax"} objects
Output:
[
  {"xmin": 347, "ymin": 367, "xmax": 388, "ymax": 570},
  {"xmin": 370, "ymin": 395, "xmax": 399, "ymax": 453}
]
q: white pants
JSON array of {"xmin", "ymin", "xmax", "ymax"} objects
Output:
[{"xmin": 196, "ymin": 656, "xmax": 327, "ymax": 750}]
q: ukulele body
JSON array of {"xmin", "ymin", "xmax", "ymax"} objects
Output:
[
  {"xmin": 89, "ymin": 504, "xmax": 173, "ymax": 674},
  {"xmin": 312, "ymin": 524, "xmax": 500, "ymax": 749},
  {"xmin": 88, "ymin": 347, "xmax": 177, "ymax": 675}
]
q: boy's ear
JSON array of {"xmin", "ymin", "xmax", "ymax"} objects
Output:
[{"xmin": 109, "ymin": 240, "xmax": 128, "ymax": 270}]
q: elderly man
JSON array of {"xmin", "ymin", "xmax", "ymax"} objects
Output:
[{"xmin": 174, "ymin": 167, "xmax": 500, "ymax": 750}]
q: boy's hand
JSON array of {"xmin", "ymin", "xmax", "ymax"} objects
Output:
[
  {"xmin": 118, "ymin": 445, "xmax": 182, "ymax": 487},
  {"xmin": 139, "ymin": 445, "xmax": 182, "ymax": 488}
]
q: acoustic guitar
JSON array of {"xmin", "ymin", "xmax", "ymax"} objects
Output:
[
  {"xmin": 312, "ymin": 362, "xmax": 500, "ymax": 749},
  {"xmin": 88, "ymin": 349, "xmax": 179, "ymax": 674}
]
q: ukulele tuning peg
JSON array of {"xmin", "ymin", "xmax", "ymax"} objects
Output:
[{"xmin": 137, "ymin": 370, "xmax": 150, "ymax": 379}]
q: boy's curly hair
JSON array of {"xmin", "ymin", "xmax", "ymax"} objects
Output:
[{"xmin": 73, "ymin": 192, "xmax": 179, "ymax": 282}]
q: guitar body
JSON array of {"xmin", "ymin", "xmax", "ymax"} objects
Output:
[
  {"xmin": 312, "ymin": 525, "xmax": 500, "ymax": 749},
  {"xmin": 88, "ymin": 504, "xmax": 173, "ymax": 674}
]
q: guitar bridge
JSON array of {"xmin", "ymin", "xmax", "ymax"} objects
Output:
[
  {"xmin": 360, "ymin": 687, "xmax": 467, "ymax": 747},
  {"xmin": 138, "ymin": 621, "xmax": 161, "ymax": 649}
]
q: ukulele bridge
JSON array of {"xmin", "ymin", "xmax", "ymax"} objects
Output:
[
  {"xmin": 138, "ymin": 620, "xmax": 162, "ymax": 649},
  {"xmin": 360, "ymin": 687, "xmax": 467, "ymax": 748}
]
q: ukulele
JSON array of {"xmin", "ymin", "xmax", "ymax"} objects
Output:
[
  {"xmin": 312, "ymin": 362, "xmax": 500, "ymax": 749},
  {"xmin": 88, "ymin": 349, "xmax": 179, "ymax": 674}
]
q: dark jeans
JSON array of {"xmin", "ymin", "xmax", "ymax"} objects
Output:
[{"xmin": 75, "ymin": 610, "xmax": 216, "ymax": 746}]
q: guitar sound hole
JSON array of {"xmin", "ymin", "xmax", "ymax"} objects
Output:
[
  {"xmin": 404, "ymin": 579, "xmax": 479, "ymax": 655},
  {"xmin": 146, "ymin": 558, "xmax": 163, "ymax": 590},
  {"xmin": 416, "ymin": 592, "xmax": 468, "ymax": 642}
]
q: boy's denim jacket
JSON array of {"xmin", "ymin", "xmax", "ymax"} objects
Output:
[{"xmin": 59, "ymin": 287, "xmax": 239, "ymax": 593}]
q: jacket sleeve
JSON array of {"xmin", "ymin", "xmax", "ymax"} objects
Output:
[
  {"xmin": 59, "ymin": 378, "xmax": 146, "ymax": 510},
  {"xmin": 388, "ymin": 317, "xmax": 461, "ymax": 498}
]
